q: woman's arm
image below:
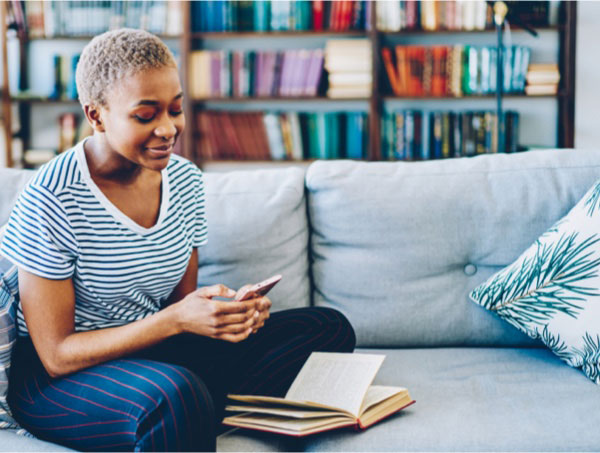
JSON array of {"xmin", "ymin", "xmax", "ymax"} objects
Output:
[
  {"xmin": 19, "ymin": 258, "xmax": 259, "ymax": 378},
  {"xmin": 164, "ymin": 248, "xmax": 200, "ymax": 306}
]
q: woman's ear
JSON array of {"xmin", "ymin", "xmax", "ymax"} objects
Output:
[{"xmin": 83, "ymin": 104, "xmax": 106, "ymax": 133}]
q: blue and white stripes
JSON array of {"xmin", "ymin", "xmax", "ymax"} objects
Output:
[{"xmin": 0, "ymin": 141, "xmax": 207, "ymax": 335}]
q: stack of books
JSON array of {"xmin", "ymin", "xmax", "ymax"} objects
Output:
[
  {"xmin": 382, "ymin": 45, "xmax": 530, "ymax": 97},
  {"xmin": 325, "ymin": 40, "xmax": 372, "ymax": 98},
  {"xmin": 525, "ymin": 63, "xmax": 560, "ymax": 96}
]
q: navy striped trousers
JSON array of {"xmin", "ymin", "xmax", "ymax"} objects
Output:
[{"xmin": 8, "ymin": 307, "xmax": 356, "ymax": 452}]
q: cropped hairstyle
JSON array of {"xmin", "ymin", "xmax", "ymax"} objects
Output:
[{"xmin": 75, "ymin": 28, "xmax": 177, "ymax": 107}]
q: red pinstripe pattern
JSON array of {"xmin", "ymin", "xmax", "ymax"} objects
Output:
[
  {"xmin": 104, "ymin": 363, "xmax": 181, "ymax": 450},
  {"xmin": 7, "ymin": 307, "xmax": 355, "ymax": 452}
]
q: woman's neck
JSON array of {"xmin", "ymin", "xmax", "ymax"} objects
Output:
[{"xmin": 84, "ymin": 135, "xmax": 145, "ymax": 185}]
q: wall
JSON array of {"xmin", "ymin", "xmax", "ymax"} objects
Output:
[{"xmin": 575, "ymin": 1, "xmax": 600, "ymax": 149}]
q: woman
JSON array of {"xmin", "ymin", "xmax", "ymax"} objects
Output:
[{"xmin": 0, "ymin": 29, "xmax": 355, "ymax": 452}]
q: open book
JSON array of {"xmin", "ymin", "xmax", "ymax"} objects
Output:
[{"xmin": 223, "ymin": 352, "xmax": 414, "ymax": 436}]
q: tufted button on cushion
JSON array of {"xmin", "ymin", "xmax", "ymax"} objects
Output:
[{"xmin": 464, "ymin": 264, "xmax": 478, "ymax": 276}]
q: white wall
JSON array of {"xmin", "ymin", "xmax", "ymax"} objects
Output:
[{"xmin": 575, "ymin": 1, "xmax": 600, "ymax": 148}]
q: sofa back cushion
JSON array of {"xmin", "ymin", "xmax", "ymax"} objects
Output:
[
  {"xmin": 306, "ymin": 149, "xmax": 600, "ymax": 347},
  {"xmin": 199, "ymin": 168, "xmax": 310, "ymax": 311},
  {"xmin": 0, "ymin": 169, "xmax": 35, "ymax": 273}
]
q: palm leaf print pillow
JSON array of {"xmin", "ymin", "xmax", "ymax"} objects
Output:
[{"xmin": 470, "ymin": 180, "xmax": 600, "ymax": 384}]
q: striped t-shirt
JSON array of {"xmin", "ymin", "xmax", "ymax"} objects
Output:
[{"xmin": 0, "ymin": 140, "xmax": 207, "ymax": 336}]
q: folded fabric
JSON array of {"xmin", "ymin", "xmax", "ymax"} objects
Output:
[
  {"xmin": 470, "ymin": 180, "xmax": 600, "ymax": 384},
  {"xmin": 0, "ymin": 266, "xmax": 21, "ymax": 428}
]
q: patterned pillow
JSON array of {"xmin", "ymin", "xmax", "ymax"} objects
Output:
[
  {"xmin": 0, "ymin": 265, "xmax": 20, "ymax": 428},
  {"xmin": 470, "ymin": 180, "xmax": 600, "ymax": 384}
]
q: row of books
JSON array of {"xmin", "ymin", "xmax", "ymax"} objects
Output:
[
  {"xmin": 189, "ymin": 50, "xmax": 324, "ymax": 99},
  {"xmin": 375, "ymin": 0, "xmax": 559, "ymax": 32},
  {"xmin": 382, "ymin": 45, "xmax": 531, "ymax": 97},
  {"xmin": 195, "ymin": 111, "xmax": 368, "ymax": 161},
  {"xmin": 8, "ymin": 1, "xmax": 183, "ymax": 38},
  {"xmin": 191, "ymin": 1, "xmax": 370, "ymax": 33},
  {"xmin": 381, "ymin": 110, "xmax": 520, "ymax": 160}
]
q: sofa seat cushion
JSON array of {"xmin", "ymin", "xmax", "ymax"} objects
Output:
[
  {"xmin": 199, "ymin": 168, "xmax": 310, "ymax": 312},
  {"xmin": 0, "ymin": 429, "xmax": 73, "ymax": 451},
  {"xmin": 218, "ymin": 347, "xmax": 600, "ymax": 452},
  {"xmin": 306, "ymin": 149, "xmax": 600, "ymax": 347}
]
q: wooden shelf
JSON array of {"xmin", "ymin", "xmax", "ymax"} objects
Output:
[
  {"xmin": 11, "ymin": 97, "xmax": 80, "ymax": 104},
  {"xmin": 191, "ymin": 30, "xmax": 368, "ymax": 39},
  {"xmin": 192, "ymin": 97, "xmax": 370, "ymax": 103},
  {"xmin": 382, "ymin": 93, "xmax": 563, "ymax": 100},
  {"xmin": 378, "ymin": 25, "xmax": 562, "ymax": 35},
  {"xmin": 18, "ymin": 34, "xmax": 181, "ymax": 41}
]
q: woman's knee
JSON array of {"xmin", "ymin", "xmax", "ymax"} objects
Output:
[
  {"xmin": 305, "ymin": 307, "xmax": 356, "ymax": 353},
  {"xmin": 115, "ymin": 360, "xmax": 217, "ymax": 452}
]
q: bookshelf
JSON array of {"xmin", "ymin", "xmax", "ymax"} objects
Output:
[{"xmin": 2, "ymin": 1, "xmax": 576, "ymax": 169}]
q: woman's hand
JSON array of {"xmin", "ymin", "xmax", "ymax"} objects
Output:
[
  {"xmin": 172, "ymin": 284, "xmax": 259, "ymax": 343},
  {"xmin": 235, "ymin": 285, "xmax": 272, "ymax": 334}
]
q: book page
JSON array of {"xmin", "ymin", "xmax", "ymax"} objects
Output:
[
  {"xmin": 284, "ymin": 352, "xmax": 385, "ymax": 417},
  {"xmin": 359, "ymin": 385, "xmax": 407, "ymax": 415}
]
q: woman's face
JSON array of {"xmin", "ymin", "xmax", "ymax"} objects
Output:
[{"xmin": 97, "ymin": 66, "xmax": 186, "ymax": 172}]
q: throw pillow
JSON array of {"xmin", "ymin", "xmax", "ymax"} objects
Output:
[
  {"xmin": 0, "ymin": 266, "xmax": 20, "ymax": 428},
  {"xmin": 470, "ymin": 180, "xmax": 600, "ymax": 384}
]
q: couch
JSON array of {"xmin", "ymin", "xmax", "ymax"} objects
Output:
[{"xmin": 1, "ymin": 148, "xmax": 600, "ymax": 452}]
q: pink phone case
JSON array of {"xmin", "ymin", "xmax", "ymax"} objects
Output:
[{"xmin": 236, "ymin": 274, "xmax": 282, "ymax": 301}]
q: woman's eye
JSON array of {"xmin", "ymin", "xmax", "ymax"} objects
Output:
[
  {"xmin": 135, "ymin": 115, "xmax": 155, "ymax": 123},
  {"xmin": 170, "ymin": 110, "xmax": 183, "ymax": 116}
]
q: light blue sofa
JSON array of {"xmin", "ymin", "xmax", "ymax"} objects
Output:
[{"xmin": 1, "ymin": 148, "xmax": 600, "ymax": 451}]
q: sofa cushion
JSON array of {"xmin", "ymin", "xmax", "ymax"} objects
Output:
[
  {"xmin": 0, "ymin": 428, "xmax": 72, "ymax": 451},
  {"xmin": 199, "ymin": 168, "xmax": 310, "ymax": 311},
  {"xmin": 470, "ymin": 178, "xmax": 600, "ymax": 384},
  {"xmin": 0, "ymin": 169, "xmax": 35, "ymax": 274},
  {"xmin": 306, "ymin": 149, "xmax": 600, "ymax": 347},
  {"xmin": 0, "ymin": 267, "xmax": 19, "ymax": 428}
]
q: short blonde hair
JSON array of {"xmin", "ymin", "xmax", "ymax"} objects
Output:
[{"xmin": 75, "ymin": 28, "xmax": 177, "ymax": 107}]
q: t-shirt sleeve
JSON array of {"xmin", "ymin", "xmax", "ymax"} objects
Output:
[
  {"xmin": 0, "ymin": 184, "xmax": 77, "ymax": 280},
  {"xmin": 194, "ymin": 168, "xmax": 208, "ymax": 248}
]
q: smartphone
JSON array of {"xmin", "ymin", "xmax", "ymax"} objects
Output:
[{"xmin": 235, "ymin": 274, "xmax": 282, "ymax": 301}]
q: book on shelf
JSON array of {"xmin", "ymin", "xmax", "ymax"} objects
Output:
[
  {"xmin": 196, "ymin": 111, "xmax": 368, "ymax": 161},
  {"xmin": 325, "ymin": 39, "xmax": 372, "ymax": 98},
  {"xmin": 382, "ymin": 44, "xmax": 530, "ymax": 97},
  {"xmin": 375, "ymin": 0, "xmax": 560, "ymax": 32},
  {"xmin": 189, "ymin": 49, "xmax": 324, "ymax": 98},
  {"xmin": 190, "ymin": 0, "xmax": 368, "ymax": 33},
  {"xmin": 224, "ymin": 352, "xmax": 414, "ymax": 437},
  {"xmin": 525, "ymin": 63, "xmax": 560, "ymax": 95},
  {"xmin": 16, "ymin": 0, "xmax": 182, "ymax": 38},
  {"xmin": 381, "ymin": 109, "xmax": 519, "ymax": 160}
]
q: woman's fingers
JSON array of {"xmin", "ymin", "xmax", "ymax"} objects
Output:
[{"xmin": 195, "ymin": 284, "xmax": 236, "ymax": 299}]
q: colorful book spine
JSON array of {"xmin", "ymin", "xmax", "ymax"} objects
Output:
[
  {"xmin": 382, "ymin": 44, "xmax": 530, "ymax": 97},
  {"xmin": 384, "ymin": 109, "xmax": 520, "ymax": 160},
  {"xmin": 196, "ymin": 110, "xmax": 368, "ymax": 161}
]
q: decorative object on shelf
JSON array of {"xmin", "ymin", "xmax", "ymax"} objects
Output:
[{"xmin": 324, "ymin": 39, "xmax": 371, "ymax": 98}]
